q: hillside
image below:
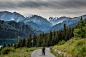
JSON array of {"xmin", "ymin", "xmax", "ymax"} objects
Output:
[
  {"xmin": 0, "ymin": 20, "xmax": 28, "ymax": 39},
  {"xmin": 7, "ymin": 21, "xmax": 34, "ymax": 36},
  {"xmin": 50, "ymin": 37, "xmax": 86, "ymax": 57}
]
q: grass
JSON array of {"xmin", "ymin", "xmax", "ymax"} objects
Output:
[
  {"xmin": 0, "ymin": 47, "xmax": 42, "ymax": 57},
  {"xmin": 50, "ymin": 47, "xmax": 65, "ymax": 57},
  {"xmin": 50, "ymin": 37, "xmax": 86, "ymax": 57}
]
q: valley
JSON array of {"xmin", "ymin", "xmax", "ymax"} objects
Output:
[
  {"xmin": 0, "ymin": 13, "xmax": 86, "ymax": 57},
  {"xmin": 0, "ymin": 11, "xmax": 86, "ymax": 40}
]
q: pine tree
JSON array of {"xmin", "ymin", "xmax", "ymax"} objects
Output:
[
  {"xmin": 52, "ymin": 36, "xmax": 55, "ymax": 45},
  {"xmin": 10, "ymin": 43, "xmax": 13, "ymax": 47},
  {"xmin": 3, "ymin": 42, "xmax": 6, "ymax": 48},
  {"xmin": 17, "ymin": 39, "xmax": 23, "ymax": 48},
  {"xmin": 33, "ymin": 33, "xmax": 37, "ymax": 47},
  {"xmin": 80, "ymin": 16, "xmax": 83, "ymax": 20},
  {"xmin": 0, "ymin": 47, "xmax": 2, "ymax": 51},
  {"xmin": 43, "ymin": 32, "xmax": 45, "ymax": 38},
  {"xmin": 7, "ymin": 43, "xmax": 10, "ymax": 47},
  {"xmin": 53, "ymin": 30, "xmax": 55, "ymax": 37},
  {"xmin": 46, "ymin": 34, "xmax": 50, "ymax": 47},
  {"xmin": 85, "ymin": 19, "xmax": 86, "ymax": 24},
  {"xmin": 68, "ymin": 27, "xmax": 71, "ymax": 39},
  {"xmin": 16, "ymin": 43, "xmax": 19, "ymax": 48},
  {"xmin": 71, "ymin": 27, "xmax": 74, "ymax": 37},
  {"xmin": 80, "ymin": 16, "xmax": 85, "ymax": 28},
  {"xmin": 80, "ymin": 16, "xmax": 85, "ymax": 38},
  {"xmin": 42, "ymin": 39, "xmax": 45, "ymax": 47},
  {"xmin": 26, "ymin": 34, "xmax": 32, "ymax": 47},
  {"xmin": 58, "ymin": 30, "xmax": 62, "ymax": 41},
  {"xmin": 49, "ymin": 31, "xmax": 53, "ymax": 46},
  {"xmin": 64, "ymin": 24, "xmax": 66, "ymax": 32},
  {"xmin": 55, "ymin": 32, "xmax": 59, "ymax": 44},
  {"xmin": 36, "ymin": 37, "xmax": 40, "ymax": 47},
  {"xmin": 39, "ymin": 34, "xmax": 42, "ymax": 47},
  {"xmin": 22, "ymin": 38, "xmax": 26, "ymax": 47},
  {"xmin": 14, "ymin": 43, "xmax": 17, "ymax": 49},
  {"xmin": 63, "ymin": 24, "xmax": 66, "ymax": 40},
  {"xmin": 44, "ymin": 33, "xmax": 48, "ymax": 46}
]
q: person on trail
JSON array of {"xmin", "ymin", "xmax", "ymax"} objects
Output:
[{"xmin": 42, "ymin": 46, "xmax": 45, "ymax": 55}]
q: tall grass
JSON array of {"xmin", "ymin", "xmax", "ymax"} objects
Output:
[{"xmin": 51, "ymin": 38, "xmax": 86, "ymax": 57}]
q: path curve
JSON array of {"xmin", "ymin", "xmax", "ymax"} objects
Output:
[{"xmin": 31, "ymin": 48, "xmax": 55, "ymax": 57}]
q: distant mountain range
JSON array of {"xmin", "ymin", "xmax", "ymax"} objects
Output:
[
  {"xmin": 0, "ymin": 11, "xmax": 86, "ymax": 39},
  {"xmin": 49, "ymin": 16, "xmax": 68, "ymax": 25},
  {"xmin": 26, "ymin": 15, "xmax": 53, "ymax": 32},
  {"xmin": 50, "ymin": 15, "xmax": 86, "ymax": 31}
]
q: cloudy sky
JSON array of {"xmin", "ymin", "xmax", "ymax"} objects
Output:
[{"xmin": 0, "ymin": 0, "xmax": 86, "ymax": 19}]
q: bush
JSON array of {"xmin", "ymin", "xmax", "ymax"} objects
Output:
[
  {"xmin": 76, "ymin": 40, "xmax": 85, "ymax": 46},
  {"xmin": 75, "ymin": 45, "xmax": 86, "ymax": 56},
  {"xmin": 29, "ymin": 49, "xmax": 34, "ymax": 51},
  {"xmin": 58, "ymin": 40, "xmax": 65, "ymax": 45},
  {"xmin": 1, "ymin": 47, "xmax": 15, "ymax": 54}
]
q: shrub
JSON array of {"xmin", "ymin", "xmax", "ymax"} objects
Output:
[
  {"xmin": 75, "ymin": 45, "xmax": 86, "ymax": 56},
  {"xmin": 1, "ymin": 47, "xmax": 15, "ymax": 54},
  {"xmin": 76, "ymin": 40, "xmax": 85, "ymax": 46},
  {"xmin": 58, "ymin": 40, "xmax": 65, "ymax": 45},
  {"xmin": 30, "ymin": 49, "xmax": 34, "ymax": 51}
]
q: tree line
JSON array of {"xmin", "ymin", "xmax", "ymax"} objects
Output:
[{"xmin": 0, "ymin": 22, "xmax": 74, "ymax": 51}]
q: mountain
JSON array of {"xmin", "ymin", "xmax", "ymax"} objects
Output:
[
  {"xmin": 49, "ymin": 16, "xmax": 68, "ymax": 25},
  {"xmin": 0, "ymin": 20, "xmax": 43, "ymax": 39},
  {"xmin": 0, "ymin": 11, "xmax": 53, "ymax": 32},
  {"xmin": 50, "ymin": 15, "xmax": 86, "ymax": 32},
  {"xmin": 1, "ymin": 11, "xmax": 86, "ymax": 38},
  {"xmin": 7, "ymin": 21, "xmax": 42, "ymax": 36},
  {"xmin": 7, "ymin": 21, "xmax": 34, "ymax": 36},
  {"xmin": 0, "ymin": 11, "xmax": 43, "ymax": 34},
  {"xmin": 26, "ymin": 15, "xmax": 53, "ymax": 32},
  {"xmin": 0, "ymin": 11, "xmax": 44, "ymax": 33},
  {"xmin": 0, "ymin": 20, "xmax": 28, "ymax": 39},
  {"xmin": 24, "ymin": 19, "xmax": 41, "ymax": 30},
  {"xmin": 0, "ymin": 11, "xmax": 26, "ymax": 22}
]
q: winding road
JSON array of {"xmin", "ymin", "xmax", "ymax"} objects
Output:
[{"xmin": 31, "ymin": 48, "xmax": 55, "ymax": 57}]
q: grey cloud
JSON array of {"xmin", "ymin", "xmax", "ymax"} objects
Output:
[
  {"xmin": 0, "ymin": 0, "xmax": 86, "ymax": 18},
  {"xmin": 0, "ymin": 0, "xmax": 86, "ymax": 9}
]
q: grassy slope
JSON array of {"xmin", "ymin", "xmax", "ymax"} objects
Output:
[
  {"xmin": 50, "ymin": 37, "xmax": 86, "ymax": 57},
  {"xmin": 0, "ymin": 47, "xmax": 42, "ymax": 57}
]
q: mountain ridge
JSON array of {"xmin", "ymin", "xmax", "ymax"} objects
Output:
[{"xmin": 0, "ymin": 11, "xmax": 86, "ymax": 39}]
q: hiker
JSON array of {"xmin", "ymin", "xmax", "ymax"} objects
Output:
[{"xmin": 42, "ymin": 46, "xmax": 45, "ymax": 55}]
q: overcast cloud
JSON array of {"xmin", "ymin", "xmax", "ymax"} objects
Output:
[{"xmin": 0, "ymin": 0, "xmax": 86, "ymax": 19}]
